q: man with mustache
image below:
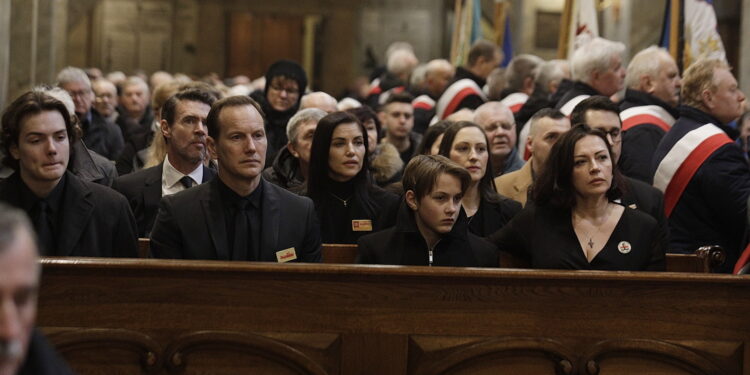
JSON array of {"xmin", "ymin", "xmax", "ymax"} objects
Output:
[
  {"xmin": 473, "ymin": 101, "xmax": 523, "ymax": 177},
  {"xmin": 113, "ymin": 88, "xmax": 218, "ymax": 238},
  {"xmin": 0, "ymin": 204, "xmax": 74, "ymax": 375},
  {"xmin": 618, "ymin": 46, "xmax": 682, "ymax": 182},
  {"xmin": 150, "ymin": 95, "xmax": 322, "ymax": 262}
]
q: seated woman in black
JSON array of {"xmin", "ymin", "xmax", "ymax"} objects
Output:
[
  {"xmin": 487, "ymin": 125, "xmax": 667, "ymax": 271},
  {"xmin": 437, "ymin": 121, "xmax": 521, "ymax": 237},
  {"xmin": 357, "ymin": 155, "xmax": 497, "ymax": 267},
  {"xmin": 307, "ymin": 111, "xmax": 399, "ymax": 244}
]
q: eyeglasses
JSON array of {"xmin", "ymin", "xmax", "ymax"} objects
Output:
[
  {"xmin": 269, "ymin": 85, "xmax": 299, "ymax": 95},
  {"xmin": 68, "ymin": 89, "xmax": 92, "ymax": 98},
  {"xmin": 601, "ymin": 128, "xmax": 622, "ymax": 143}
]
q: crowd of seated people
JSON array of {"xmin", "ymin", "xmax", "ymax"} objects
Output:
[{"xmin": 1, "ymin": 37, "xmax": 749, "ymax": 276}]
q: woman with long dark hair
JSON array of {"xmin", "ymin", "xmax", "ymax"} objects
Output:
[
  {"xmin": 488, "ymin": 124, "xmax": 666, "ymax": 270},
  {"xmin": 307, "ymin": 112, "xmax": 399, "ymax": 244},
  {"xmin": 437, "ymin": 121, "xmax": 521, "ymax": 237}
]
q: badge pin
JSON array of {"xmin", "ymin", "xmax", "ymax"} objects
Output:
[{"xmin": 617, "ymin": 241, "xmax": 632, "ymax": 254}]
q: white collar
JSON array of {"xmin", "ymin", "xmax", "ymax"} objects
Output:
[{"xmin": 163, "ymin": 155, "xmax": 203, "ymax": 188}]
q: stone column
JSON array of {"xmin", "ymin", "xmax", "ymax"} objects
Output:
[
  {"xmin": 740, "ymin": 0, "xmax": 750, "ymax": 93},
  {"xmin": 0, "ymin": 0, "xmax": 11, "ymax": 107}
]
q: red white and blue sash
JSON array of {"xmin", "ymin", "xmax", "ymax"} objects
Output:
[
  {"xmin": 653, "ymin": 123, "xmax": 732, "ymax": 217},
  {"xmin": 621, "ymin": 105, "xmax": 675, "ymax": 132},
  {"xmin": 436, "ymin": 79, "xmax": 487, "ymax": 120},
  {"xmin": 412, "ymin": 95, "xmax": 435, "ymax": 111},
  {"xmin": 499, "ymin": 92, "xmax": 529, "ymax": 113},
  {"xmin": 559, "ymin": 94, "xmax": 590, "ymax": 117}
]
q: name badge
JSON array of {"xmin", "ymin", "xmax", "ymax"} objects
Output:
[
  {"xmin": 618, "ymin": 241, "xmax": 632, "ymax": 254},
  {"xmin": 276, "ymin": 247, "xmax": 297, "ymax": 263},
  {"xmin": 352, "ymin": 219, "xmax": 373, "ymax": 232}
]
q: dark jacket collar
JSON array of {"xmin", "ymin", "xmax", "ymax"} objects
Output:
[
  {"xmin": 270, "ymin": 147, "xmax": 304, "ymax": 187},
  {"xmin": 571, "ymin": 81, "xmax": 601, "ymax": 96},
  {"xmin": 678, "ymin": 105, "xmax": 739, "ymax": 138},
  {"xmin": 454, "ymin": 66, "xmax": 486, "ymax": 88},
  {"xmin": 623, "ymin": 89, "xmax": 679, "ymax": 118},
  {"xmin": 394, "ymin": 201, "xmax": 469, "ymax": 241}
]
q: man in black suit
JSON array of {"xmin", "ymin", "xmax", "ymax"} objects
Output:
[
  {"xmin": 57, "ymin": 66, "xmax": 124, "ymax": 160},
  {"xmin": 0, "ymin": 204, "xmax": 75, "ymax": 375},
  {"xmin": 570, "ymin": 96, "xmax": 668, "ymax": 240},
  {"xmin": 0, "ymin": 91, "xmax": 137, "ymax": 258},
  {"xmin": 113, "ymin": 88, "xmax": 218, "ymax": 237},
  {"xmin": 150, "ymin": 95, "xmax": 322, "ymax": 262}
]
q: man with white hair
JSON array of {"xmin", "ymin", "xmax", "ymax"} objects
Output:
[
  {"xmin": 57, "ymin": 66, "xmax": 124, "ymax": 160},
  {"xmin": 263, "ymin": 108, "xmax": 327, "ymax": 193},
  {"xmin": 0, "ymin": 204, "xmax": 74, "ymax": 375},
  {"xmin": 412, "ymin": 59, "xmax": 454, "ymax": 133},
  {"xmin": 556, "ymin": 37, "xmax": 626, "ymax": 116},
  {"xmin": 437, "ymin": 40, "xmax": 500, "ymax": 120},
  {"xmin": 618, "ymin": 46, "xmax": 681, "ymax": 182},
  {"xmin": 652, "ymin": 59, "xmax": 749, "ymax": 272},
  {"xmin": 499, "ymin": 54, "xmax": 544, "ymax": 114},
  {"xmin": 495, "ymin": 108, "xmax": 570, "ymax": 205},
  {"xmin": 300, "ymin": 92, "xmax": 338, "ymax": 113},
  {"xmin": 366, "ymin": 48, "xmax": 419, "ymax": 109},
  {"xmin": 516, "ymin": 59, "xmax": 571, "ymax": 130},
  {"xmin": 473, "ymin": 101, "xmax": 523, "ymax": 177}
]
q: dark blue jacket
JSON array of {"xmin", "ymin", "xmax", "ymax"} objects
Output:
[{"xmin": 652, "ymin": 105, "xmax": 750, "ymax": 272}]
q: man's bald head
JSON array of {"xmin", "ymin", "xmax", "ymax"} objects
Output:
[{"xmin": 300, "ymin": 92, "xmax": 338, "ymax": 113}]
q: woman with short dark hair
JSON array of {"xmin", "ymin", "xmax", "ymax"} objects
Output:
[
  {"xmin": 437, "ymin": 121, "xmax": 521, "ymax": 237},
  {"xmin": 357, "ymin": 155, "xmax": 497, "ymax": 266},
  {"xmin": 307, "ymin": 112, "xmax": 399, "ymax": 244},
  {"xmin": 488, "ymin": 124, "xmax": 666, "ymax": 270}
]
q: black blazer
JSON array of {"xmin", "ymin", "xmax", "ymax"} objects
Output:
[
  {"xmin": 150, "ymin": 178, "xmax": 322, "ymax": 262},
  {"xmin": 112, "ymin": 162, "xmax": 216, "ymax": 237},
  {"xmin": 357, "ymin": 203, "xmax": 497, "ymax": 267},
  {"xmin": 0, "ymin": 172, "xmax": 138, "ymax": 257},
  {"xmin": 620, "ymin": 176, "xmax": 669, "ymax": 244},
  {"xmin": 18, "ymin": 329, "xmax": 75, "ymax": 375}
]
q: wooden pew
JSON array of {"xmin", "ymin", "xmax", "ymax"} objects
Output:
[
  {"xmin": 321, "ymin": 242, "xmax": 726, "ymax": 273},
  {"xmin": 38, "ymin": 258, "xmax": 750, "ymax": 374}
]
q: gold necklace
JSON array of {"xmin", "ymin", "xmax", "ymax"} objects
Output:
[
  {"xmin": 330, "ymin": 192, "xmax": 352, "ymax": 207},
  {"xmin": 573, "ymin": 205, "xmax": 612, "ymax": 249}
]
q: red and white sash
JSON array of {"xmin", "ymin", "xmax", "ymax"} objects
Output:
[
  {"xmin": 436, "ymin": 79, "xmax": 487, "ymax": 120},
  {"xmin": 653, "ymin": 123, "xmax": 733, "ymax": 217},
  {"xmin": 620, "ymin": 105, "xmax": 675, "ymax": 132},
  {"xmin": 500, "ymin": 92, "xmax": 529, "ymax": 113},
  {"xmin": 412, "ymin": 95, "xmax": 435, "ymax": 111},
  {"xmin": 559, "ymin": 94, "xmax": 590, "ymax": 117}
]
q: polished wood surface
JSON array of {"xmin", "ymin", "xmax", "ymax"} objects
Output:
[{"xmin": 38, "ymin": 258, "xmax": 750, "ymax": 374}]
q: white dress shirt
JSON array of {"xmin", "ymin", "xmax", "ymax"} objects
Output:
[{"xmin": 161, "ymin": 155, "xmax": 204, "ymax": 196}]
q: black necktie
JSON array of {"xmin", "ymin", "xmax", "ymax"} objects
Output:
[
  {"xmin": 34, "ymin": 200, "xmax": 55, "ymax": 256},
  {"xmin": 179, "ymin": 176, "xmax": 194, "ymax": 189},
  {"xmin": 232, "ymin": 200, "xmax": 250, "ymax": 261}
]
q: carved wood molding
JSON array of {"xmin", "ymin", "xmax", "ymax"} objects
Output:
[
  {"xmin": 46, "ymin": 328, "xmax": 162, "ymax": 373},
  {"xmin": 414, "ymin": 337, "xmax": 576, "ymax": 375},
  {"xmin": 163, "ymin": 331, "xmax": 330, "ymax": 374},
  {"xmin": 580, "ymin": 339, "xmax": 727, "ymax": 375}
]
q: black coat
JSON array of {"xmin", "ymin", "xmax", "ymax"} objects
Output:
[
  {"xmin": 0, "ymin": 172, "xmax": 138, "ymax": 257},
  {"xmin": 618, "ymin": 89, "xmax": 678, "ymax": 182},
  {"xmin": 356, "ymin": 203, "xmax": 498, "ymax": 267},
  {"xmin": 150, "ymin": 178, "xmax": 322, "ymax": 262},
  {"xmin": 17, "ymin": 329, "xmax": 75, "ymax": 375},
  {"xmin": 81, "ymin": 109, "xmax": 124, "ymax": 160},
  {"xmin": 112, "ymin": 162, "xmax": 217, "ymax": 237},
  {"xmin": 620, "ymin": 176, "xmax": 669, "ymax": 246},
  {"xmin": 261, "ymin": 147, "xmax": 305, "ymax": 194},
  {"xmin": 554, "ymin": 81, "xmax": 600, "ymax": 115}
]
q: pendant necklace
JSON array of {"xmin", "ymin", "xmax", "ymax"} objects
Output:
[
  {"xmin": 574, "ymin": 205, "xmax": 612, "ymax": 249},
  {"xmin": 330, "ymin": 193, "xmax": 351, "ymax": 207}
]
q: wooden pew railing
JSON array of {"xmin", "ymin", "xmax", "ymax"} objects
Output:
[
  {"xmin": 139, "ymin": 239, "xmax": 727, "ymax": 273},
  {"xmin": 38, "ymin": 258, "xmax": 750, "ymax": 374}
]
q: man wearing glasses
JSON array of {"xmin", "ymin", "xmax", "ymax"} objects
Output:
[
  {"xmin": 570, "ymin": 96, "xmax": 669, "ymax": 244},
  {"xmin": 57, "ymin": 66, "xmax": 124, "ymax": 160}
]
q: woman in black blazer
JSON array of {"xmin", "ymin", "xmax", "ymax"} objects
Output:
[
  {"xmin": 487, "ymin": 125, "xmax": 666, "ymax": 271},
  {"xmin": 437, "ymin": 121, "xmax": 521, "ymax": 237},
  {"xmin": 357, "ymin": 155, "xmax": 497, "ymax": 267},
  {"xmin": 306, "ymin": 112, "xmax": 399, "ymax": 244}
]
